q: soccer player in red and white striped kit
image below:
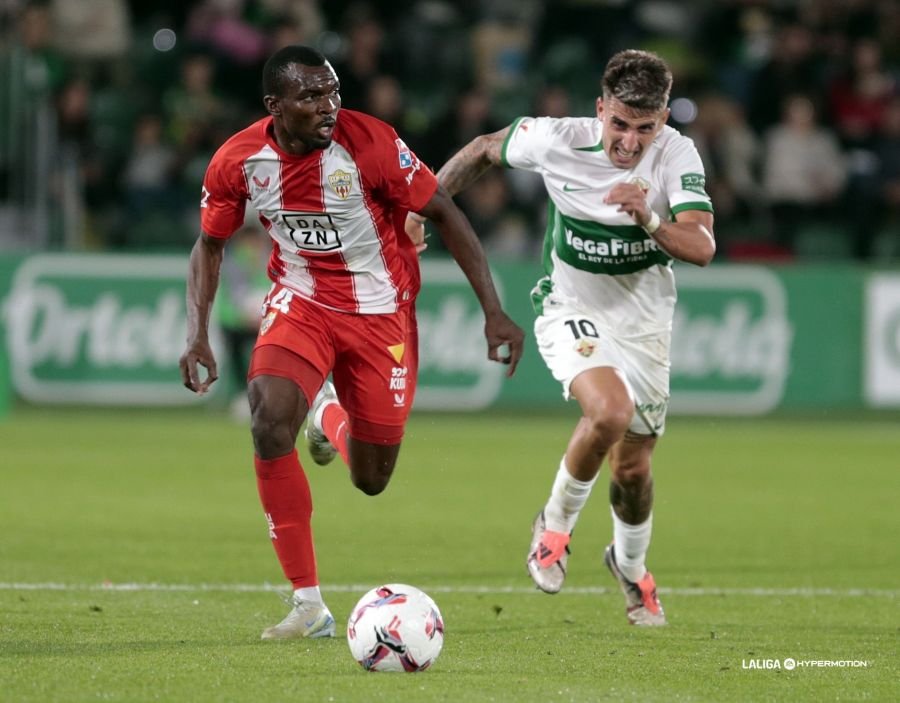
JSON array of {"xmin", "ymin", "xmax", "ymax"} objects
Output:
[{"xmin": 179, "ymin": 45, "xmax": 524, "ymax": 640}]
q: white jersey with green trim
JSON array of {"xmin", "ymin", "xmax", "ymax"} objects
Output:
[{"xmin": 502, "ymin": 116, "xmax": 712, "ymax": 337}]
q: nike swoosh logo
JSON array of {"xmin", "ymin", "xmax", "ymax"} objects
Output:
[{"xmin": 562, "ymin": 184, "xmax": 591, "ymax": 192}]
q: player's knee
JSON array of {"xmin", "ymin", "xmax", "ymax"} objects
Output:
[
  {"xmin": 347, "ymin": 439, "xmax": 399, "ymax": 495},
  {"xmin": 584, "ymin": 400, "xmax": 632, "ymax": 443},
  {"xmin": 349, "ymin": 461, "xmax": 395, "ymax": 496},
  {"xmin": 351, "ymin": 472, "xmax": 390, "ymax": 496},
  {"xmin": 250, "ymin": 404, "xmax": 295, "ymax": 458}
]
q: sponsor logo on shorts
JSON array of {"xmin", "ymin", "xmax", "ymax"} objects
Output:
[
  {"xmin": 390, "ymin": 366, "xmax": 408, "ymax": 406},
  {"xmin": 635, "ymin": 400, "xmax": 668, "ymax": 434},
  {"xmin": 388, "ymin": 343, "xmax": 405, "ymax": 364},
  {"xmin": 390, "ymin": 367, "xmax": 407, "ymax": 389}
]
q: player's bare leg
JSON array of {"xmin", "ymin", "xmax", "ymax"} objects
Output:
[
  {"xmin": 608, "ymin": 433, "xmax": 655, "ymax": 525},
  {"xmin": 604, "ymin": 433, "xmax": 666, "ymax": 625},
  {"xmin": 249, "ymin": 375, "xmax": 308, "ymax": 458},
  {"xmin": 304, "ymin": 380, "xmax": 402, "ymax": 496},
  {"xmin": 527, "ymin": 367, "xmax": 632, "ymax": 593},
  {"xmin": 305, "ymin": 381, "xmax": 404, "ymax": 496},
  {"xmin": 565, "ymin": 367, "xmax": 635, "ymax": 480},
  {"xmin": 248, "ymin": 375, "xmax": 335, "ymax": 639},
  {"xmin": 347, "ymin": 439, "xmax": 401, "ymax": 496}
]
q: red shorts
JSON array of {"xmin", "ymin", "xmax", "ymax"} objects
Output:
[{"xmin": 247, "ymin": 284, "xmax": 418, "ymax": 445}]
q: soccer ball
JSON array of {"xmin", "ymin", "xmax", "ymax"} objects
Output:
[{"xmin": 346, "ymin": 584, "xmax": 444, "ymax": 672}]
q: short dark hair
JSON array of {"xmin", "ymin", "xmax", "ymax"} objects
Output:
[
  {"xmin": 601, "ymin": 50, "xmax": 673, "ymax": 112},
  {"xmin": 263, "ymin": 45, "xmax": 328, "ymax": 96}
]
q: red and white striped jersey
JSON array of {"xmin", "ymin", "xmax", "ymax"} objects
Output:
[{"xmin": 200, "ymin": 110, "xmax": 438, "ymax": 314}]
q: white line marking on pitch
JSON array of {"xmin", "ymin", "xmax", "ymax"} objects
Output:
[{"xmin": 0, "ymin": 583, "xmax": 895, "ymax": 598}]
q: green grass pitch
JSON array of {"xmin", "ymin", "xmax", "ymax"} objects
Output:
[{"xmin": 1, "ymin": 407, "xmax": 897, "ymax": 702}]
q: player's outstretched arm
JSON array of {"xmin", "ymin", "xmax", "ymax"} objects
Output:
[
  {"xmin": 435, "ymin": 126, "xmax": 509, "ymax": 197},
  {"xmin": 180, "ymin": 233, "xmax": 227, "ymax": 393},
  {"xmin": 404, "ymin": 126, "xmax": 509, "ymax": 245},
  {"xmin": 417, "ymin": 186, "xmax": 524, "ymax": 376}
]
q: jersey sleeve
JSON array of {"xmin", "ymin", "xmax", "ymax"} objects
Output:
[
  {"xmin": 661, "ymin": 134, "xmax": 714, "ymax": 216},
  {"xmin": 362, "ymin": 122, "xmax": 438, "ymax": 212},
  {"xmin": 200, "ymin": 146, "xmax": 249, "ymax": 239},
  {"xmin": 500, "ymin": 116, "xmax": 556, "ymax": 172}
]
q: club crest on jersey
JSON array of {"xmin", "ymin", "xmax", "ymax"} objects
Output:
[
  {"xmin": 629, "ymin": 177, "xmax": 651, "ymax": 194},
  {"xmin": 259, "ymin": 310, "xmax": 277, "ymax": 336},
  {"xmin": 327, "ymin": 169, "xmax": 353, "ymax": 199},
  {"xmin": 395, "ymin": 138, "xmax": 413, "ymax": 168}
]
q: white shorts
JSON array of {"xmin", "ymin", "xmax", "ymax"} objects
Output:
[{"xmin": 534, "ymin": 300, "xmax": 671, "ymax": 436}]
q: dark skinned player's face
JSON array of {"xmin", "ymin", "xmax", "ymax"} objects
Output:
[{"xmin": 264, "ymin": 62, "xmax": 341, "ymax": 154}]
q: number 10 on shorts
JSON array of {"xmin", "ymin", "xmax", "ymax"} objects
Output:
[{"xmin": 565, "ymin": 319, "xmax": 599, "ymax": 339}]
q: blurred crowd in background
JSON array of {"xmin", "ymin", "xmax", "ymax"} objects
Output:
[{"xmin": 1, "ymin": 0, "xmax": 899, "ymax": 262}]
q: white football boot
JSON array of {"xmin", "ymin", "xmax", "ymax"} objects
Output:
[
  {"xmin": 261, "ymin": 596, "xmax": 336, "ymax": 640},
  {"xmin": 304, "ymin": 380, "xmax": 339, "ymax": 466},
  {"xmin": 526, "ymin": 511, "xmax": 571, "ymax": 594},
  {"xmin": 604, "ymin": 543, "xmax": 667, "ymax": 626}
]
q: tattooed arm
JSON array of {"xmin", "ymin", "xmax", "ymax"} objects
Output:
[
  {"xmin": 404, "ymin": 127, "xmax": 509, "ymax": 246},
  {"xmin": 435, "ymin": 127, "xmax": 510, "ymax": 196}
]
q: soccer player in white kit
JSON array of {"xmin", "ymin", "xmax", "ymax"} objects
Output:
[{"xmin": 408, "ymin": 50, "xmax": 715, "ymax": 625}]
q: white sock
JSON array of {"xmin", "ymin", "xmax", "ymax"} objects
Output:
[
  {"xmin": 293, "ymin": 586, "xmax": 323, "ymax": 605},
  {"xmin": 544, "ymin": 456, "xmax": 597, "ymax": 533},
  {"xmin": 611, "ymin": 507, "xmax": 652, "ymax": 582}
]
